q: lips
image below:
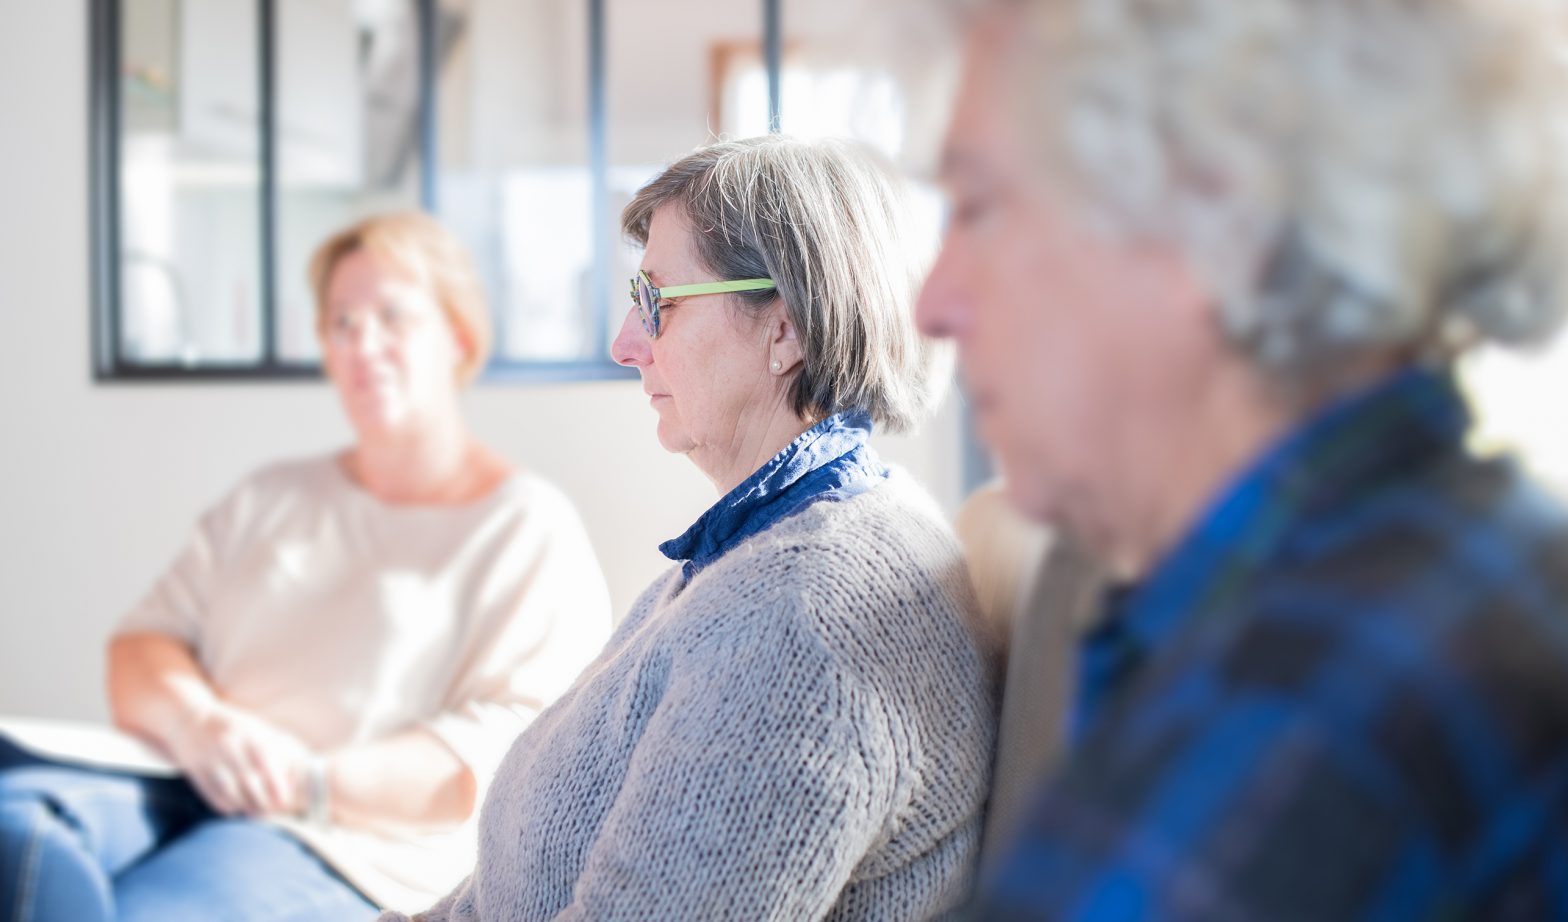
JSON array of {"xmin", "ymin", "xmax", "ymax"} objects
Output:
[{"xmin": 641, "ymin": 373, "xmax": 670, "ymax": 404}]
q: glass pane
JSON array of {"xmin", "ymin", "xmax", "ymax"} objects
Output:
[
  {"xmin": 437, "ymin": 0, "xmax": 599, "ymax": 364},
  {"xmin": 274, "ymin": 0, "xmax": 425, "ymax": 364},
  {"xmin": 776, "ymin": 0, "xmax": 957, "ymax": 163},
  {"xmin": 777, "ymin": 0, "xmax": 946, "ymax": 270},
  {"xmin": 119, "ymin": 0, "xmax": 263, "ymax": 365},
  {"xmin": 606, "ymin": 0, "xmax": 768, "ymax": 352}
]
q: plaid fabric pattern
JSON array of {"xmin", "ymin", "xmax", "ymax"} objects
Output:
[{"xmin": 976, "ymin": 368, "xmax": 1568, "ymax": 921}]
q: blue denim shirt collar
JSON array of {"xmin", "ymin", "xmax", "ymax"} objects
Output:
[
  {"xmin": 660, "ymin": 410, "xmax": 889, "ymax": 581},
  {"xmin": 1073, "ymin": 366, "xmax": 1471, "ymax": 741}
]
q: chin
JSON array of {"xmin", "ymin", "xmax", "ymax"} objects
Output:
[
  {"xmin": 652, "ymin": 418, "xmax": 695, "ymax": 455},
  {"xmin": 1004, "ymin": 474, "xmax": 1129, "ymax": 573},
  {"xmin": 347, "ymin": 400, "xmax": 412, "ymax": 438}
]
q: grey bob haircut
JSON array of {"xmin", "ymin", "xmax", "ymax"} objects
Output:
[{"xmin": 622, "ymin": 135, "xmax": 943, "ymax": 434}]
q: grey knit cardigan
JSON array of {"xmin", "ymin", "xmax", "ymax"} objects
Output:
[{"xmin": 383, "ymin": 475, "xmax": 998, "ymax": 921}]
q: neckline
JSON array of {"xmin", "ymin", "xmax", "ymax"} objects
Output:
[
  {"xmin": 327, "ymin": 450, "xmax": 520, "ymax": 513},
  {"xmin": 658, "ymin": 410, "xmax": 885, "ymax": 576}
]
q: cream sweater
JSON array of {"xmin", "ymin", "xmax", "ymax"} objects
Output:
[
  {"xmin": 387, "ymin": 474, "xmax": 997, "ymax": 922},
  {"xmin": 115, "ymin": 455, "xmax": 613, "ymax": 912}
]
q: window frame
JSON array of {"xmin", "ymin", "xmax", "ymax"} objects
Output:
[{"xmin": 88, "ymin": 0, "xmax": 786, "ymax": 383}]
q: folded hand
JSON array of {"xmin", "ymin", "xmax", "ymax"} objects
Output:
[{"xmin": 170, "ymin": 702, "xmax": 313, "ymax": 818}]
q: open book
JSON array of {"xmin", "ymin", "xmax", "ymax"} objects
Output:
[{"xmin": 0, "ymin": 716, "xmax": 179, "ymax": 777}]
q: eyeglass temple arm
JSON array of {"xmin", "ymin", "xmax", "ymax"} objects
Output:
[{"xmin": 655, "ymin": 278, "xmax": 777, "ymax": 298}]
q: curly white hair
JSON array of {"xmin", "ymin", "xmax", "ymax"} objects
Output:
[{"xmin": 1010, "ymin": 0, "xmax": 1568, "ymax": 379}]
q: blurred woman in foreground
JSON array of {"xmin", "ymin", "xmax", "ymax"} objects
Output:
[{"xmin": 917, "ymin": 0, "xmax": 1568, "ymax": 916}]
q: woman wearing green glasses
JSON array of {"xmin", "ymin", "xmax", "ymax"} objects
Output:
[{"xmin": 382, "ymin": 136, "xmax": 997, "ymax": 921}]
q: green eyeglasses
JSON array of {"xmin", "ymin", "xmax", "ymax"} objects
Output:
[{"xmin": 629, "ymin": 269, "xmax": 777, "ymax": 338}]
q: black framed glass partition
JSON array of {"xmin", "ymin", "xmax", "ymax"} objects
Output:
[
  {"xmin": 90, "ymin": 0, "xmax": 937, "ymax": 383},
  {"xmin": 92, "ymin": 0, "xmax": 778, "ymax": 381}
]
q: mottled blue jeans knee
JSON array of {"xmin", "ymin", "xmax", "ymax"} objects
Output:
[{"xmin": 0, "ymin": 736, "xmax": 377, "ymax": 921}]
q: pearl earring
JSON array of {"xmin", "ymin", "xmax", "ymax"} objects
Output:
[{"xmin": 771, "ymin": 360, "xmax": 783, "ymax": 373}]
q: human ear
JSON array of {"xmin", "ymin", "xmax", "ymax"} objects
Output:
[{"xmin": 766, "ymin": 307, "xmax": 802, "ymax": 375}]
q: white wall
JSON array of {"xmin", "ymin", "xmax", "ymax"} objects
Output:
[{"xmin": 0, "ymin": 2, "xmax": 963, "ymax": 722}]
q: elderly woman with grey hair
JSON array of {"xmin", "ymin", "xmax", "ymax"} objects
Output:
[
  {"xmin": 380, "ymin": 135, "xmax": 995, "ymax": 922},
  {"xmin": 916, "ymin": 0, "xmax": 1568, "ymax": 918}
]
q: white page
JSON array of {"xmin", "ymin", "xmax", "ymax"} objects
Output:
[{"xmin": 0, "ymin": 716, "xmax": 179, "ymax": 777}]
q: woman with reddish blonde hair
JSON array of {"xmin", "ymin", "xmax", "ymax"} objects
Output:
[{"xmin": 0, "ymin": 211, "xmax": 612, "ymax": 920}]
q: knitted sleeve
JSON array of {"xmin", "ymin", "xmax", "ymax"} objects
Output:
[{"xmin": 551, "ymin": 615, "xmax": 902, "ymax": 921}]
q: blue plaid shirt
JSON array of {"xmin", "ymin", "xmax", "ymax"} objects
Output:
[{"xmin": 977, "ymin": 368, "xmax": 1568, "ymax": 920}]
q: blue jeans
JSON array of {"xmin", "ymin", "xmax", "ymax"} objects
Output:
[{"xmin": 0, "ymin": 737, "xmax": 378, "ymax": 921}]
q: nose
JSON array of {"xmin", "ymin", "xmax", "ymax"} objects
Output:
[
  {"xmin": 611, "ymin": 306, "xmax": 652, "ymax": 367},
  {"xmin": 352, "ymin": 323, "xmax": 395, "ymax": 363},
  {"xmin": 914, "ymin": 239, "xmax": 968, "ymax": 341}
]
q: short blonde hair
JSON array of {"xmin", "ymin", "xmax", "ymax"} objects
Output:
[
  {"xmin": 622, "ymin": 136, "xmax": 943, "ymax": 433},
  {"xmin": 1000, "ymin": 0, "xmax": 1568, "ymax": 384},
  {"xmin": 308, "ymin": 211, "xmax": 492, "ymax": 384}
]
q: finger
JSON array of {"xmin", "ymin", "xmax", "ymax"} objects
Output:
[
  {"xmin": 230, "ymin": 761, "xmax": 273, "ymax": 816},
  {"xmin": 184, "ymin": 770, "xmax": 226, "ymax": 815},
  {"xmin": 204, "ymin": 763, "xmax": 245, "ymax": 816},
  {"xmin": 245, "ymin": 741, "xmax": 294, "ymax": 815},
  {"xmin": 264, "ymin": 754, "xmax": 305, "ymax": 816},
  {"xmin": 214, "ymin": 733, "xmax": 269, "ymax": 815}
]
